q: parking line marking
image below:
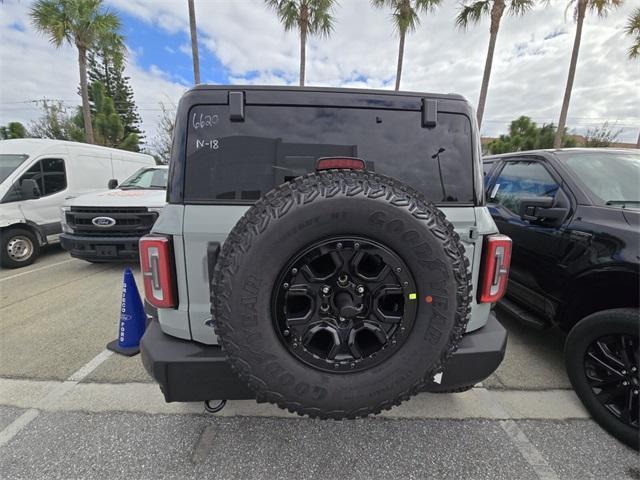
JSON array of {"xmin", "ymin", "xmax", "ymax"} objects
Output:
[
  {"xmin": 0, "ymin": 349, "xmax": 113, "ymax": 448},
  {"xmin": 476, "ymin": 387, "xmax": 559, "ymax": 480},
  {"xmin": 0, "ymin": 259, "xmax": 75, "ymax": 283}
]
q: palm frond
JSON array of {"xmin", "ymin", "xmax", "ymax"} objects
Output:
[
  {"xmin": 588, "ymin": 0, "xmax": 623, "ymax": 19},
  {"xmin": 30, "ymin": 0, "xmax": 73, "ymax": 47},
  {"xmin": 508, "ymin": 0, "xmax": 535, "ymax": 17},
  {"xmin": 265, "ymin": 0, "xmax": 300, "ymax": 32},
  {"xmin": 309, "ymin": 0, "xmax": 337, "ymax": 37},
  {"xmin": 625, "ymin": 7, "xmax": 640, "ymax": 59},
  {"xmin": 455, "ymin": 0, "xmax": 491, "ymax": 29}
]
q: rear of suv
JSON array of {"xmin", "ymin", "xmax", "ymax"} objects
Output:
[{"xmin": 139, "ymin": 86, "xmax": 511, "ymax": 418}]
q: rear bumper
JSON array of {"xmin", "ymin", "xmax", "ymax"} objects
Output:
[
  {"xmin": 60, "ymin": 233, "xmax": 141, "ymax": 261},
  {"xmin": 141, "ymin": 312, "xmax": 507, "ymax": 402}
]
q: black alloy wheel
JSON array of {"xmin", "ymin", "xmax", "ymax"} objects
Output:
[
  {"xmin": 584, "ymin": 333, "xmax": 639, "ymax": 429},
  {"xmin": 272, "ymin": 236, "xmax": 417, "ymax": 373},
  {"xmin": 565, "ymin": 308, "xmax": 640, "ymax": 450}
]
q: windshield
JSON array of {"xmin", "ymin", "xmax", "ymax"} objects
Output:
[
  {"xmin": 0, "ymin": 154, "xmax": 29, "ymax": 184},
  {"xmin": 119, "ymin": 167, "xmax": 168, "ymax": 190},
  {"xmin": 558, "ymin": 150, "xmax": 640, "ymax": 208}
]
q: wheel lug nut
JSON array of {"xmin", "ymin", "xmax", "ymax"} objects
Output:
[
  {"xmin": 634, "ymin": 390, "xmax": 639, "ymax": 395},
  {"xmin": 283, "ymin": 283, "xmax": 289, "ymax": 290},
  {"xmin": 395, "ymin": 267, "xmax": 402, "ymax": 273},
  {"xmin": 338, "ymin": 274, "xmax": 348, "ymax": 285},
  {"xmin": 339, "ymin": 316, "xmax": 346, "ymax": 323},
  {"xmin": 632, "ymin": 367, "xmax": 637, "ymax": 373},
  {"xmin": 337, "ymin": 242, "xmax": 343, "ymax": 249},
  {"xmin": 356, "ymin": 285, "xmax": 365, "ymax": 294},
  {"xmin": 354, "ymin": 242, "xmax": 360, "ymax": 249},
  {"xmin": 320, "ymin": 304, "xmax": 330, "ymax": 312},
  {"xmin": 321, "ymin": 285, "xmax": 331, "ymax": 295},
  {"xmin": 622, "ymin": 381, "xmax": 629, "ymax": 386},
  {"xmin": 291, "ymin": 268, "xmax": 298, "ymax": 275},
  {"xmin": 283, "ymin": 329, "xmax": 290, "ymax": 336},
  {"xmin": 622, "ymin": 370, "xmax": 627, "ymax": 375}
]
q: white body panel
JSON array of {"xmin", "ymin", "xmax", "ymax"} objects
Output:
[{"xmin": 0, "ymin": 139, "xmax": 155, "ymax": 244}]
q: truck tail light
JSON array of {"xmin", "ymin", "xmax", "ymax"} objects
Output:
[
  {"xmin": 478, "ymin": 234, "xmax": 512, "ymax": 304},
  {"xmin": 139, "ymin": 235, "xmax": 177, "ymax": 309},
  {"xmin": 316, "ymin": 157, "xmax": 365, "ymax": 170}
]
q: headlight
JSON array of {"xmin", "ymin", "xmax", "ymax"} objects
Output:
[{"xmin": 60, "ymin": 206, "xmax": 72, "ymax": 233}]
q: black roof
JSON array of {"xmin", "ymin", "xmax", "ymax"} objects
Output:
[{"xmin": 187, "ymin": 84, "xmax": 468, "ymax": 102}]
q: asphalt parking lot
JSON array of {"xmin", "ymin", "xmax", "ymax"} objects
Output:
[{"xmin": 0, "ymin": 247, "xmax": 638, "ymax": 479}]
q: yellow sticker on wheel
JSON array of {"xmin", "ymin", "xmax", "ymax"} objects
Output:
[{"xmin": 408, "ymin": 293, "xmax": 417, "ymax": 300}]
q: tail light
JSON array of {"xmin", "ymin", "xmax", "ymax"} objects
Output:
[
  {"xmin": 316, "ymin": 157, "xmax": 365, "ymax": 170},
  {"xmin": 139, "ymin": 235, "xmax": 177, "ymax": 309},
  {"xmin": 478, "ymin": 234, "xmax": 512, "ymax": 304}
]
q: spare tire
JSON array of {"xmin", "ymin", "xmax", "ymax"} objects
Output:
[{"xmin": 212, "ymin": 170, "xmax": 471, "ymax": 419}]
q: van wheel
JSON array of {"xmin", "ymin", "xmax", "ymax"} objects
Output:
[
  {"xmin": 565, "ymin": 308, "xmax": 639, "ymax": 450},
  {"xmin": 1, "ymin": 228, "xmax": 40, "ymax": 269},
  {"xmin": 212, "ymin": 170, "xmax": 472, "ymax": 419}
]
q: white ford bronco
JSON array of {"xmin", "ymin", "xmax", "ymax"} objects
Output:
[{"xmin": 139, "ymin": 86, "xmax": 511, "ymax": 419}]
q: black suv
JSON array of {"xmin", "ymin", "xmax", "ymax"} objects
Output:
[{"xmin": 484, "ymin": 148, "xmax": 639, "ymax": 449}]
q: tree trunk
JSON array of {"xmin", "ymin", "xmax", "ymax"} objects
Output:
[
  {"xmin": 78, "ymin": 46, "xmax": 95, "ymax": 144},
  {"xmin": 554, "ymin": 0, "xmax": 586, "ymax": 148},
  {"xmin": 188, "ymin": 0, "xmax": 200, "ymax": 85},
  {"xmin": 476, "ymin": 0, "xmax": 504, "ymax": 128},
  {"xmin": 299, "ymin": 25, "xmax": 307, "ymax": 87},
  {"xmin": 395, "ymin": 30, "xmax": 405, "ymax": 91}
]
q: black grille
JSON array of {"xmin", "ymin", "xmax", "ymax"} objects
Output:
[{"xmin": 67, "ymin": 206, "xmax": 158, "ymax": 237}]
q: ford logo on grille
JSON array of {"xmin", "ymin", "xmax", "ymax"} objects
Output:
[{"xmin": 92, "ymin": 216, "xmax": 116, "ymax": 228}]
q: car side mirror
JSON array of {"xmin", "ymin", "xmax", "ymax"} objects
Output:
[
  {"xmin": 108, "ymin": 179, "xmax": 118, "ymax": 189},
  {"xmin": 519, "ymin": 196, "xmax": 568, "ymax": 224},
  {"xmin": 20, "ymin": 179, "xmax": 41, "ymax": 200}
]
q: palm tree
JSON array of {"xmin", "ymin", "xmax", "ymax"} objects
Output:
[
  {"xmin": 553, "ymin": 0, "xmax": 623, "ymax": 148},
  {"xmin": 626, "ymin": 7, "xmax": 640, "ymax": 59},
  {"xmin": 456, "ymin": 0, "xmax": 534, "ymax": 128},
  {"xmin": 30, "ymin": 0, "xmax": 124, "ymax": 144},
  {"xmin": 187, "ymin": 0, "xmax": 201, "ymax": 84},
  {"xmin": 372, "ymin": 0, "xmax": 442, "ymax": 91},
  {"xmin": 266, "ymin": 0, "xmax": 336, "ymax": 86}
]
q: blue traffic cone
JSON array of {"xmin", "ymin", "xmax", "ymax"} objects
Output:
[{"xmin": 107, "ymin": 268, "xmax": 146, "ymax": 356}]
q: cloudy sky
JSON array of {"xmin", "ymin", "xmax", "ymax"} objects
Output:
[{"xmin": 0, "ymin": 0, "xmax": 638, "ymax": 145}]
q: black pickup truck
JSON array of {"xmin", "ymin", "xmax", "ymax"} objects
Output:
[{"xmin": 483, "ymin": 148, "xmax": 639, "ymax": 450}]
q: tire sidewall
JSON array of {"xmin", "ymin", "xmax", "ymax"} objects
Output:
[
  {"xmin": 565, "ymin": 308, "xmax": 639, "ymax": 450},
  {"xmin": 1, "ymin": 228, "xmax": 39, "ymax": 269},
  {"xmin": 215, "ymin": 172, "xmax": 469, "ymax": 415}
]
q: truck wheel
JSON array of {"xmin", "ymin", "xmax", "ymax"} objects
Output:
[
  {"xmin": 212, "ymin": 170, "xmax": 471, "ymax": 419},
  {"xmin": 565, "ymin": 308, "xmax": 639, "ymax": 450},
  {"xmin": 0, "ymin": 228, "xmax": 40, "ymax": 269}
]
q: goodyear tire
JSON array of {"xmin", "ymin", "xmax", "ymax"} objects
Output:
[{"xmin": 212, "ymin": 170, "xmax": 471, "ymax": 419}]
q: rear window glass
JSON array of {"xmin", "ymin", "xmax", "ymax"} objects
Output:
[{"xmin": 184, "ymin": 105, "xmax": 475, "ymax": 204}]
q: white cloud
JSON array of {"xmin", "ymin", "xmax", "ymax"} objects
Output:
[
  {"xmin": 1, "ymin": 0, "xmax": 638, "ymax": 143},
  {"xmin": 107, "ymin": 0, "xmax": 640, "ymax": 142},
  {"xmin": 0, "ymin": 0, "xmax": 186, "ymax": 146}
]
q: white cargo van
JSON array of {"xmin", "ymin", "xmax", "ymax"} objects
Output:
[
  {"xmin": 61, "ymin": 166, "xmax": 168, "ymax": 263},
  {"xmin": 0, "ymin": 139, "xmax": 155, "ymax": 268}
]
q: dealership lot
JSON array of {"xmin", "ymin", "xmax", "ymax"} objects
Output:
[{"xmin": 0, "ymin": 248, "xmax": 637, "ymax": 479}]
